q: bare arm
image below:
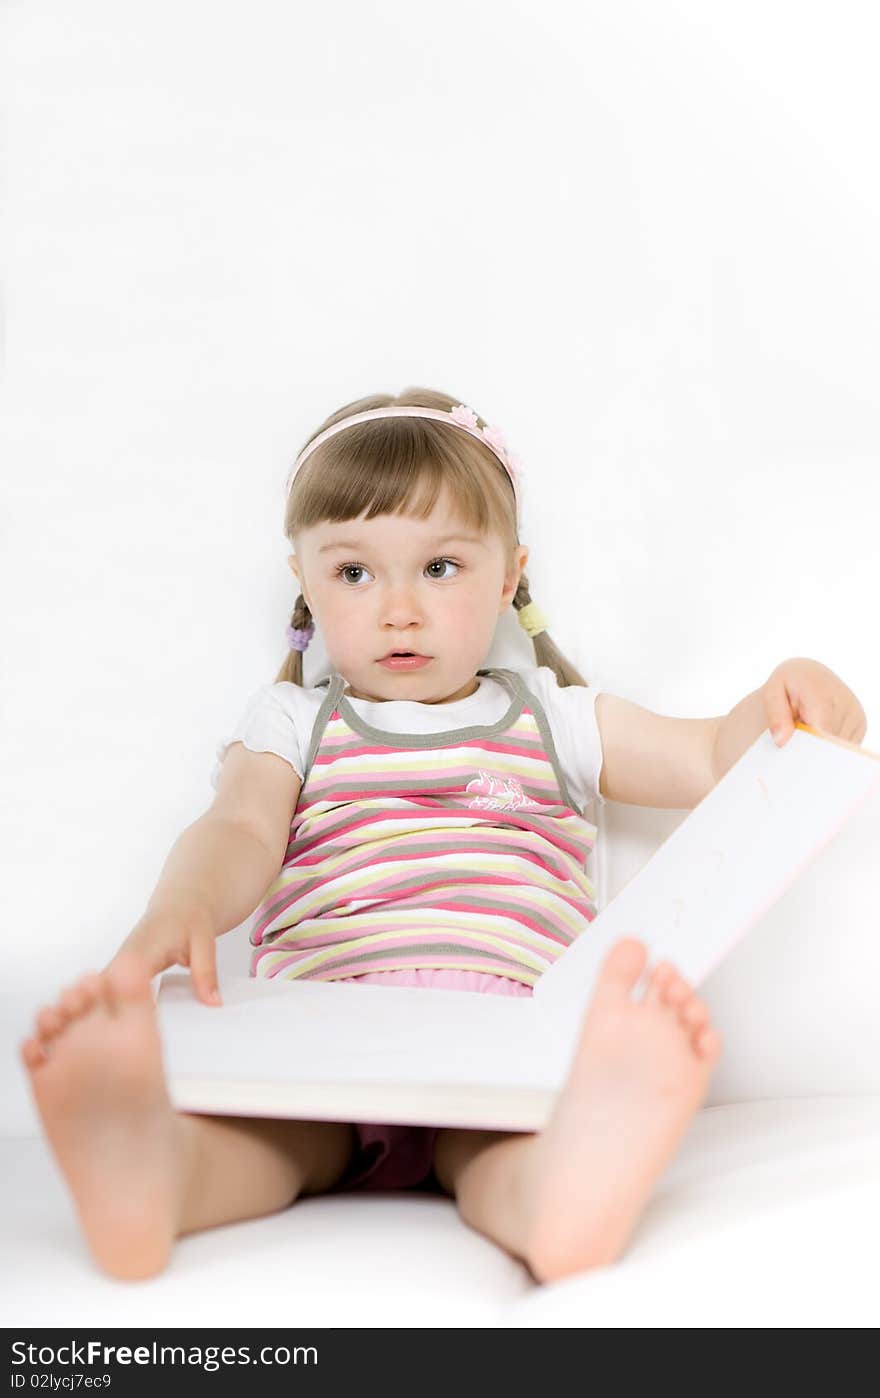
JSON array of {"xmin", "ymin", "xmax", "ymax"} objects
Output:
[
  {"xmin": 594, "ymin": 660, "xmax": 860, "ymax": 809},
  {"xmin": 144, "ymin": 811, "xmax": 283, "ymax": 931},
  {"xmin": 111, "ymin": 743, "xmax": 303, "ymax": 1003},
  {"xmin": 595, "ymin": 693, "xmax": 721, "ymax": 808}
]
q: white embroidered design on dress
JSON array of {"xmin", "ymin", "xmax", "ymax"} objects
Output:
[{"xmin": 465, "ymin": 769, "xmax": 539, "ymax": 812}]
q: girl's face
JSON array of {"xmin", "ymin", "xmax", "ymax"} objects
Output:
[{"xmin": 289, "ymin": 487, "xmax": 528, "ymax": 704}]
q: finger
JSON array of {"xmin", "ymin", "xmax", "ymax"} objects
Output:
[
  {"xmin": 844, "ymin": 707, "xmax": 868, "ymax": 744},
  {"xmin": 763, "ymin": 681, "xmax": 794, "ymax": 745},
  {"xmin": 189, "ymin": 933, "xmax": 222, "ymax": 1006}
]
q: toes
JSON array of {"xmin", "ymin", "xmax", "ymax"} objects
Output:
[
  {"xmin": 58, "ymin": 984, "xmax": 89, "ymax": 1020},
  {"xmin": 661, "ymin": 972, "xmax": 691, "ymax": 1008},
  {"xmin": 678, "ymin": 995, "xmax": 715, "ymax": 1055},
  {"xmin": 644, "ymin": 961, "xmax": 676, "ymax": 1005},
  {"xmin": 644, "ymin": 967, "xmax": 710, "ymax": 1037},
  {"xmin": 28, "ymin": 972, "xmax": 107, "ymax": 1053},
  {"xmin": 35, "ymin": 1006, "xmax": 65, "ymax": 1041},
  {"xmin": 26, "ymin": 965, "xmax": 149, "ymax": 1059},
  {"xmin": 20, "ymin": 1036, "xmax": 48, "ymax": 1070},
  {"xmin": 696, "ymin": 1026, "xmax": 723, "ymax": 1061},
  {"xmin": 680, "ymin": 997, "xmax": 709, "ymax": 1031},
  {"xmin": 595, "ymin": 938, "xmax": 649, "ymax": 1001},
  {"xmin": 56, "ymin": 972, "xmax": 104, "ymax": 1023},
  {"xmin": 57, "ymin": 986, "xmax": 82, "ymax": 1019},
  {"xmin": 78, "ymin": 972, "xmax": 104, "ymax": 1005}
]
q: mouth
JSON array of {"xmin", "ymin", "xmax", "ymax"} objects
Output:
[{"xmin": 378, "ymin": 651, "xmax": 432, "ymax": 668}]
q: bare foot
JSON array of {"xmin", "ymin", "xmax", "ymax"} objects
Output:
[
  {"xmin": 19, "ymin": 954, "xmax": 189, "ymax": 1280},
  {"xmin": 523, "ymin": 937, "xmax": 722, "ymax": 1283}
]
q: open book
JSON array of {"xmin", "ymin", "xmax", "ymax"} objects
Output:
[{"xmin": 156, "ymin": 723, "xmax": 880, "ymax": 1131}]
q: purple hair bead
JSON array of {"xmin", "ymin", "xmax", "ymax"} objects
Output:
[{"xmin": 285, "ymin": 622, "xmax": 315, "ymax": 652}]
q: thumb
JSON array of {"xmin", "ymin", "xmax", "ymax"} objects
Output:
[
  {"xmin": 189, "ymin": 931, "xmax": 222, "ymax": 1006},
  {"xmin": 763, "ymin": 679, "xmax": 794, "ymax": 745}
]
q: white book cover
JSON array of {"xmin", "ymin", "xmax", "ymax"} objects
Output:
[{"xmin": 155, "ymin": 724, "xmax": 880, "ymax": 1131}]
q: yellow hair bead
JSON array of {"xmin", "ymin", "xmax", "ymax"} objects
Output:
[{"xmin": 517, "ymin": 602, "xmax": 549, "ymax": 638}]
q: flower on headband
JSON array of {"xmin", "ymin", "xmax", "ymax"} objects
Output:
[
  {"xmin": 451, "ymin": 404, "xmax": 479, "ymax": 430},
  {"xmin": 450, "ymin": 405, "xmax": 524, "ymax": 484},
  {"xmin": 481, "ymin": 424, "xmax": 508, "ymax": 455}
]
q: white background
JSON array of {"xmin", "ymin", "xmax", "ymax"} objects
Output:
[{"xmin": 2, "ymin": 1, "xmax": 878, "ymax": 1135}]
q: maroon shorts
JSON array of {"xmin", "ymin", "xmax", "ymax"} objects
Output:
[{"xmin": 325, "ymin": 968, "xmax": 533, "ymax": 1193}]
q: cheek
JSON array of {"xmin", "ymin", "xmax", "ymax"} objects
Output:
[
  {"xmin": 448, "ymin": 581, "xmax": 496, "ymax": 627},
  {"xmin": 308, "ymin": 583, "xmax": 342, "ymax": 625},
  {"xmin": 325, "ymin": 594, "xmax": 376, "ymax": 649},
  {"xmin": 321, "ymin": 591, "xmax": 357, "ymax": 629}
]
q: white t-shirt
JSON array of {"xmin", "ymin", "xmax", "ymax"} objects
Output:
[{"xmin": 211, "ymin": 666, "xmax": 607, "ymax": 817}]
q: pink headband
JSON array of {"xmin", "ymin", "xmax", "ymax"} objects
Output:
[{"xmin": 284, "ymin": 404, "xmax": 524, "ymax": 521}]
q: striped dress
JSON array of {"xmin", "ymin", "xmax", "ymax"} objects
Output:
[{"xmin": 248, "ymin": 666, "xmax": 598, "ymax": 989}]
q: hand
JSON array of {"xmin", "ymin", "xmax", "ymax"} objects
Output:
[
  {"xmin": 762, "ymin": 657, "xmax": 868, "ymax": 748},
  {"xmin": 104, "ymin": 903, "xmax": 222, "ymax": 1007}
]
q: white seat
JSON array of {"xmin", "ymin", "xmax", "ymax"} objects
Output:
[{"xmin": 4, "ymin": 1095, "xmax": 878, "ymax": 1328}]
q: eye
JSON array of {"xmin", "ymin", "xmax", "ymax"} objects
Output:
[
  {"xmin": 425, "ymin": 557, "xmax": 461, "ymax": 580},
  {"xmin": 335, "ymin": 563, "xmax": 373, "ymax": 586},
  {"xmin": 333, "ymin": 558, "xmax": 461, "ymax": 585}
]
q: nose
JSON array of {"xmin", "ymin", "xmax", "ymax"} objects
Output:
[
  {"xmin": 380, "ymin": 584, "xmax": 424, "ymax": 630},
  {"xmin": 375, "ymin": 583, "xmax": 433, "ymax": 659}
]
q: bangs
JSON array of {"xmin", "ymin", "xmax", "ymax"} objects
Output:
[{"xmin": 286, "ymin": 416, "xmax": 516, "ymax": 545}]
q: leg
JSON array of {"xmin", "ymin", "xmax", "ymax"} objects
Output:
[
  {"xmin": 433, "ymin": 938, "xmax": 723, "ymax": 1284},
  {"xmin": 20, "ymin": 952, "xmax": 356, "ymax": 1280},
  {"xmin": 176, "ymin": 1110, "xmax": 356, "ymax": 1237},
  {"xmin": 433, "ymin": 1126, "xmax": 537, "ymax": 1265}
]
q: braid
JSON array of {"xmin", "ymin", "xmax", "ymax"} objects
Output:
[
  {"xmin": 512, "ymin": 571, "xmax": 588, "ymax": 688},
  {"xmin": 276, "ymin": 592, "xmax": 313, "ymax": 685}
]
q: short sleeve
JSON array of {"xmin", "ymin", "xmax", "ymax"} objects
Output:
[
  {"xmin": 523, "ymin": 667, "xmax": 607, "ymax": 814},
  {"xmin": 210, "ymin": 683, "xmax": 305, "ymax": 791}
]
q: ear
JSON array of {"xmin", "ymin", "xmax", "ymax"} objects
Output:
[
  {"xmin": 288, "ymin": 554, "xmax": 310, "ymax": 606},
  {"xmin": 499, "ymin": 544, "xmax": 529, "ymax": 611}
]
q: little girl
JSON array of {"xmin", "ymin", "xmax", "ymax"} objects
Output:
[{"xmin": 20, "ymin": 387, "xmax": 867, "ymax": 1287}]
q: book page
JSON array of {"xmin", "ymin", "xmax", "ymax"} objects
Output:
[
  {"xmin": 534, "ymin": 725, "xmax": 880, "ymax": 1025},
  {"xmin": 157, "ymin": 966, "xmax": 551, "ymax": 1092}
]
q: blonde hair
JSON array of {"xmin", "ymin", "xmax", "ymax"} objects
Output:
[{"xmin": 275, "ymin": 386, "xmax": 587, "ymax": 690}]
